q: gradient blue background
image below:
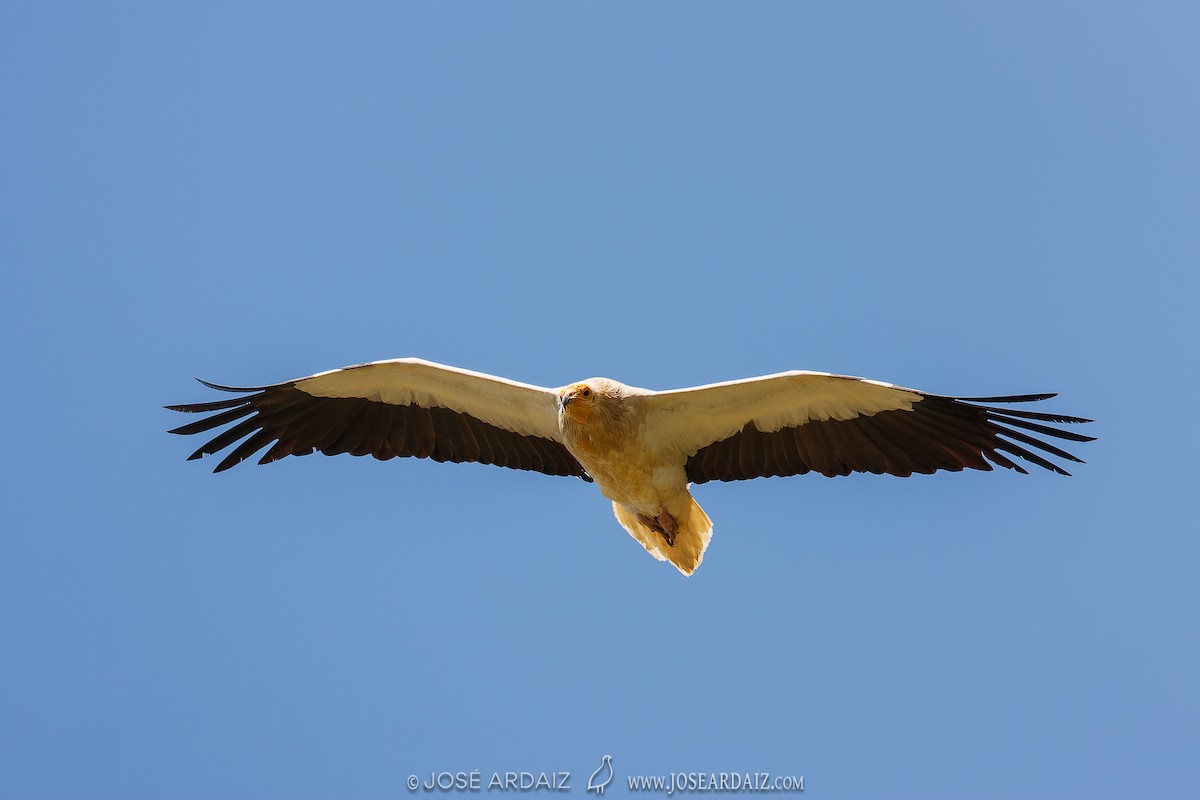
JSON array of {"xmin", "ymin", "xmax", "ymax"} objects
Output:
[{"xmin": 3, "ymin": 3, "xmax": 1197, "ymax": 798}]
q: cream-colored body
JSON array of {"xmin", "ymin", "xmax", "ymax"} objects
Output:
[{"xmin": 557, "ymin": 378, "xmax": 714, "ymax": 575}]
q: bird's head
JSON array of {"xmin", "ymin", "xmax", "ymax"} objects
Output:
[{"xmin": 559, "ymin": 382, "xmax": 598, "ymax": 425}]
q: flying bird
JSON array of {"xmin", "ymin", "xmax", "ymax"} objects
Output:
[{"xmin": 167, "ymin": 358, "xmax": 1093, "ymax": 575}]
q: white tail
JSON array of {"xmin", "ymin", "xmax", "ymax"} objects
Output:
[{"xmin": 611, "ymin": 497, "xmax": 713, "ymax": 576}]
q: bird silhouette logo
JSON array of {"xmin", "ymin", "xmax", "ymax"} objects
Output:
[{"xmin": 587, "ymin": 754, "xmax": 614, "ymax": 795}]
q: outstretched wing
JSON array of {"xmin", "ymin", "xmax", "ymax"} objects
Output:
[
  {"xmin": 640, "ymin": 372, "xmax": 1093, "ymax": 482},
  {"xmin": 166, "ymin": 358, "xmax": 591, "ymax": 480}
]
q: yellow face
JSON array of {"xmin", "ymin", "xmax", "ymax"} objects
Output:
[{"xmin": 559, "ymin": 382, "xmax": 596, "ymax": 425}]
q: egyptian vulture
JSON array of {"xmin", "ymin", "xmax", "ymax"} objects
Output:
[{"xmin": 167, "ymin": 358, "xmax": 1093, "ymax": 575}]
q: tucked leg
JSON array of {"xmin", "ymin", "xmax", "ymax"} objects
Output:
[
  {"xmin": 656, "ymin": 511, "xmax": 678, "ymax": 546},
  {"xmin": 636, "ymin": 511, "xmax": 678, "ymax": 547}
]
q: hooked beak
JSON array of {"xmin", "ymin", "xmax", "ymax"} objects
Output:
[{"xmin": 559, "ymin": 394, "xmax": 573, "ymax": 410}]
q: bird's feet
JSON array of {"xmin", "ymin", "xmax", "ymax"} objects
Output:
[{"xmin": 637, "ymin": 512, "xmax": 678, "ymax": 547}]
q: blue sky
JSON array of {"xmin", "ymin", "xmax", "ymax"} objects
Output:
[{"xmin": 2, "ymin": 3, "xmax": 1197, "ymax": 798}]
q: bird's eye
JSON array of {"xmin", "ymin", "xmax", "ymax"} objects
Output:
[{"xmin": 582, "ymin": 387, "xmax": 591, "ymax": 397}]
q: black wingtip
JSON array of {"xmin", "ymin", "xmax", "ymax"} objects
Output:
[
  {"xmin": 931, "ymin": 392, "xmax": 1095, "ymax": 475},
  {"xmin": 959, "ymin": 392, "xmax": 1058, "ymax": 403},
  {"xmin": 195, "ymin": 377, "xmax": 263, "ymax": 393}
]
